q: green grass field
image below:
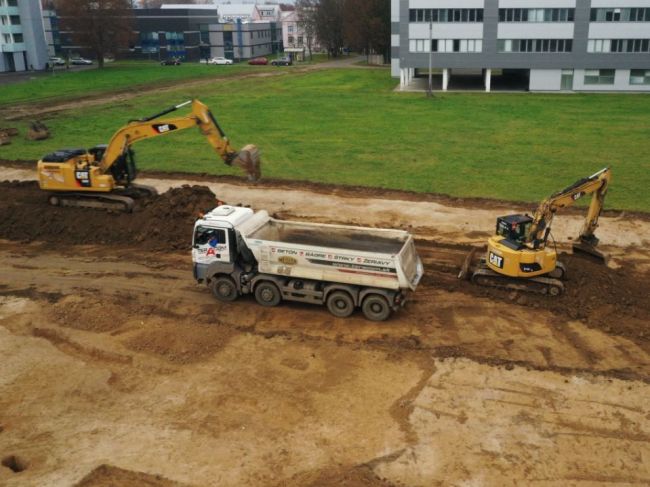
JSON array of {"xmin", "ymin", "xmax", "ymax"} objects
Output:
[
  {"xmin": 2, "ymin": 67, "xmax": 649, "ymax": 211},
  {"xmin": 0, "ymin": 61, "xmax": 275, "ymax": 106}
]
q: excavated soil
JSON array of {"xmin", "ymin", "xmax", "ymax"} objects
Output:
[
  {"xmin": 0, "ymin": 181, "xmax": 218, "ymax": 250},
  {"xmin": 1, "ymin": 176, "xmax": 649, "ymax": 486},
  {"xmin": 2, "ymin": 180, "xmax": 648, "ymax": 354}
]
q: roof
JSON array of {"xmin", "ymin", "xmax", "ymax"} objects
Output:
[
  {"xmin": 217, "ymin": 4, "xmax": 256, "ymax": 17},
  {"xmin": 160, "ymin": 4, "xmax": 218, "ymax": 10}
]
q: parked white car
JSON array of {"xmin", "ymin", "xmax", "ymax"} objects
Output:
[
  {"xmin": 71, "ymin": 57, "xmax": 93, "ymax": 65},
  {"xmin": 207, "ymin": 57, "xmax": 233, "ymax": 65},
  {"xmin": 49, "ymin": 57, "xmax": 65, "ymax": 66}
]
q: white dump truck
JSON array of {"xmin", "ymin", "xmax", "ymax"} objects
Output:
[{"xmin": 192, "ymin": 206, "xmax": 423, "ymax": 321}]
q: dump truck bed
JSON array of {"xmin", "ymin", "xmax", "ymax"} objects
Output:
[
  {"xmin": 239, "ymin": 211, "xmax": 422, "ymax": 291},
  {"xmin": 248, "ymin": 220, "xmax": 406, "ymax": 254}
]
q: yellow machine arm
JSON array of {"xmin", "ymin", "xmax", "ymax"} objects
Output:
[
  {"xmin": 99, "ymin": 99, "xmax": 260, "ymax": 181},
  {"xmin": 527, "ymin": 167, "xmax": 611, "ymax": 250}
]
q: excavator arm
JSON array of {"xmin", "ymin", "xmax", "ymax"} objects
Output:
[
  {"xmin": 527, "ymin": 167, "xmax": 611, "ymax": 251},
  {"xmin": 98, "ymin": 100, "xmax": 261, "ymax": 181}
]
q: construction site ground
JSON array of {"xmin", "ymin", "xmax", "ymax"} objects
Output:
[{"xmin": 1, "ymin": 165, "xmax": 649, "ymax": 486}]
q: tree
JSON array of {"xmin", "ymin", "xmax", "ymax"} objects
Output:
[
  {"xmin": 314, "ymin": 0, "xmax": 345, "ymax": 58},
  {"xmin": 343, "ymin": 0, "xmax": 390, "ymax": 62},
  {"xmin": 57, "ymin": 0, "xmax": 134, "ymax": 68},
  {"xmin": 295, "ymin": 0, "xmax": 317, "ymax": 60}
]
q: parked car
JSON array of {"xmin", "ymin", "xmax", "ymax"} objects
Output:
[
  {"xmin": 271, "ymin": 57, "xmax": 292, "ymax": 66},
  {"xmin": 208, "ymin": 57, "xmax": 233, "ymax": 65},
  {"xmin": 49, "ymin": 57, "xmax": 65, "ymax": 66},
  {"xmin": 248, "ymin": 57, "xmax": 268, "ymax": 65},
  {"xmin": 161, "ymin": 57, "xmax": 181, "ymax": 66},
  {"xmin": 70, "ymin": 57, "xmax": 93, "ymax": 65}
]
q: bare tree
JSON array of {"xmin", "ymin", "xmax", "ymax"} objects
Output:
[
  {"xmin": 314, "ymin": 0, "xmax": 344, "ymax": 58},
  {"xmin": 57, "ymin": 0, "xmax": 134, "ymax": 68},
  {"xmin": 343, "ymin": 0, "xmax": 390, "ymax": 62},
  {"xmin": 296, "ymin": 0, "xmax": 317, "ymax": 60}
]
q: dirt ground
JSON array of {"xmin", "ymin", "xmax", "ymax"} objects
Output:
[{"xmin": 1, "ymin": 167, "xmax": 649, "ymax": 486}]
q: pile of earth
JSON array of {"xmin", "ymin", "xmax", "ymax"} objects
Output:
[
  {"xmin": 448, "ymin": 251, "xmax": 650, "ymax": 352},
  {"xmin": 0, "ymin": 181, "xmax": 219, "ymax": 251}
]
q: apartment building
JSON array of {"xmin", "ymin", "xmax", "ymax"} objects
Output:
[
  {"xmin": 392, "ymin": 0, "xmax": 650, "ymax": 92},
  {"xmin": 0, "ymin": 0, "xmax": 48, "ymax": 72}
]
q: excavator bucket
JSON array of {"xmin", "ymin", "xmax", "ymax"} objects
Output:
[
  {"xmin": 572, "ymin": 241, "xmax": 609, "ymax": 265},
  {"xmin": 231, "ymin": 144, "xmax": 261, "ymax": 182},
  {"xmin": 458, "ymin": 247, "xmax": 478, "ymax": 280}
]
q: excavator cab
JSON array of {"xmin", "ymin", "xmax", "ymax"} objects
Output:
[{"xmin": 495, "ymin": 215, "xmax": 533, "ymax": 250}]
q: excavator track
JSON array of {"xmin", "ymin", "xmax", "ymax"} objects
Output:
[
  {"xmin": 470, "ymin": 262, "xmax": 565, "ymax": 296},
  {"xmin": 48, "ymin": 193, "xmax": 135, "ymax": 212}
]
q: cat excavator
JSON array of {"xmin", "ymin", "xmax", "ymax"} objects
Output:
[
  {"xmin": 37, "ymin": 99, "xmax": 261, "ymax": 212},
  {"xmin": 460, "ymin": 167, "xmax": 612, "ymax": 296}
]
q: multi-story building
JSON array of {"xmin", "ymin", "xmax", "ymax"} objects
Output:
[
  {"xmin": 392, "ymin": 0, "xmax": 650, "ymax": 92},
  {"xmin": 208, "ymin": 21, "xmax": 280, "ymax": 60},
  {"xmin": 0, "ymin": 0, "xmax": 48, "ymax": 72}
]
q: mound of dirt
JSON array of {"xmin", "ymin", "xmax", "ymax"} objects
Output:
[
  {"xmin": 454, "ymin": 252, "xmax": 650, "ymax": 351},
  {"xmin": 0, "ymin": 181, "xmax": 219, "ymax": 251},
  {"xmin": 75, "ymin": 464, "xmax": 187, "ymax": 487},
  {"xmin": 277, "ymin": 465, "xmax": 396, "ymax": 487},
  {"xmin": 125, "ymin": 320, "xmax": 232, "ymax": 364}
]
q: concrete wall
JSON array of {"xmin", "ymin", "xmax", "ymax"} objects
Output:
[{"xmin": 529, "ymin": 69, "xmax": 563, "ymax": 90}]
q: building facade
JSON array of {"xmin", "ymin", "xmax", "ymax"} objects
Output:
[
  {"xmin": 208, "ymin": 21, "xmax": 281, "ymax": 60},
  {"xmin": 0, "ymin": 0, "xmax": 48, "ymax": 72},
  {"xmin": 392, "ymin": 0, "xmax": 650, "ymax": 91}
]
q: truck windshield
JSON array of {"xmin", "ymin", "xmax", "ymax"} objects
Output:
[{"xmin": 194, "ymin": 226, "xmax": 226, "ymax": 246}]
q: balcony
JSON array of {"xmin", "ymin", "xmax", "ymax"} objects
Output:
[
  {"xmin": 0, "ymin": 24, "xmax": 22, "ymax": 35},
  {"xmin": 0, "ymin": 6, "xmax": 19, "ymax": 16},
  {"xmin": 2, "ymin": 42, "xmax": 26, "ymax": 52}
]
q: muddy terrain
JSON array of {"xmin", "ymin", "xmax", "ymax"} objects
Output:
[{"xmin": 1, "ymin": 168, "xmax": 649, "ymax": 486}]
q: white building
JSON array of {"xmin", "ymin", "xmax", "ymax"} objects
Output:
[
  {"xmin": 392, "ymin": 0, "xmax": 650, "ymax": 92},
  {"xmin": 0, "ymin": 0, "xmax": 49, "ymax": 72}
]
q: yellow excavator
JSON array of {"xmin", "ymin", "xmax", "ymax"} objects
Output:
[
  {"xmin": 37, "ymin": 99, "xmax": 261, "ymax": 212},
  {"xmin": 461, "ymin": 167, "xmax": 612, "ymax": 296}
]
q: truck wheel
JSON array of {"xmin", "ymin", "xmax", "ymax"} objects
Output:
[
  {"xmin": 326, "ymin": 291, "xmax": 354, "ymax": 318},
  {"xmin": 211, "ymin": 276, "xmax": 238, "ymax": 302},
  {"xmin": 254, "ymin": 281, "xmax": 281, "ymax": 307},
  {"xmin": 362, "ymin": 294, "xmax": 391, "ymax": 322}
]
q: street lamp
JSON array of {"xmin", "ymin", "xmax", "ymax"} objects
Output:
[{"xmin": 427, "ymin": 18, "xmax": 433, "ymax": 98}]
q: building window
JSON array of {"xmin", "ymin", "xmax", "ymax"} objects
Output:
[
  {"xmin": 588, "ymin": 39, "xmax": 650, "ymax": 53},
  {"xmin": 409, "ymin": 9, "xmax": 483, "ymax": 23},
  {"xmin": 498, "ymin": 39, "xmax": 572, "ymax": 53},
  {"xmin": 591, "ymin": 8, "xmax": 650, "ymax": 22},
  {"xmin": 288, "ymin": 25, "xmax": 293, "ymax": 33},
  {"xmin": 584, "ymin": 69, "xmax": 615, "ymax": 85},
  {"xmin": 409, "ymin": 38, "xmax": 482, "ymax": 53},
  {"xmin": 288, "ymin": 35, "xmax": 294, "ymax": 44},
  {"xmin": 297, "ymin": 36, "xmax": 303, "ymax": 46},
  {"xmin": 499, "ymin": 8, "xmax": 574, "ymax": 22},
  {"xmin": 630, "ymin": 69, "xmax": 650, "ymax": 85}
]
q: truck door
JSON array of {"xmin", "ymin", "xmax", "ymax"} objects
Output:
[{"xmin": 193, "ymin": 225, "xmax": 231, "ymax": 264}]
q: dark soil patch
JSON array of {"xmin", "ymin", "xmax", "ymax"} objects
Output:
[
  {"xmin": 0, "ymin": 181, "xmax": 218, "ymax": 251},
  {"xmin": 2, "ymin": 455, "xmax": 27, "ymax": 473}
]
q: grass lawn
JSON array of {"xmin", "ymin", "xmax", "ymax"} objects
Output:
[
  {"xmin": 2, "ymin": 68, "xmax": 649, "ymax": 211},
  {"xmin": 0, "ymin": 61, "xmax": 274, "ymax": 106}
]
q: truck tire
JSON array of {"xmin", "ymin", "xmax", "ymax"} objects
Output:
[
  {"xmin": 211, "ymin": 276, "xmax": 238, "ymax": 302},
  {"xmin": 362, "ymin": 294, "xmax": 391, "ymax": 322},
  {"xmin": 254, "ymin": 281, "xmax": 281, "ymax": 307},
  {"xmin": 326, "ymin": 291, "xmax": 355, "ymax": 318}
]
